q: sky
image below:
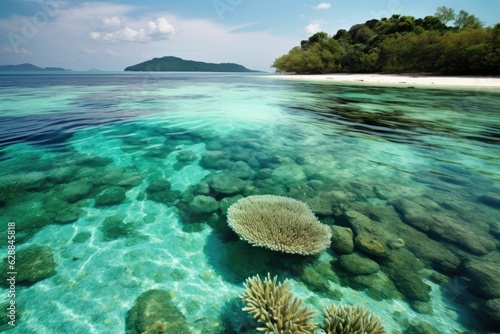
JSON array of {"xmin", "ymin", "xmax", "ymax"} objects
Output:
[{"xmin": 0, "ymin": 0, "xmax": 499, "ymax": 71}]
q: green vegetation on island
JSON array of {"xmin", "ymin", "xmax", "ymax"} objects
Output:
[
  {"xmin": 273, "ymin": 7, "xmax": 500, "ymax": 75},
  {"xmin": 0, "ymin": 63, "xmax": 67, "ymax": 71},
  {"xmin": 125, "ymin": 56, "xmax": 256, "ymax": 72}
]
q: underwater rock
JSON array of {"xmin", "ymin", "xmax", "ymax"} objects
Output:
[
  {"xmin": 99, "ymin": 215, "xmax": 139, "ymax": 241},
  {"xmin": 200, "ymin": 151, "xmax": 230, "ymax": 170},
  {"xmin": 330, "ymin": 226, "xmax": 354, "ymax": 254},
  {"xmin": 478, "ymin": 193, "xmax": 500, "ymax": 209},
  {"xmin": 483, "ymin": 298, "xmax": 500, "ymax": 326},
  {"xmin": 430, "ymin": 213, "xmax": 494, "ymax": 256},
  {"xmin": 402, "ymin": 226, "xmax": 461, "ymax": 274},
  {"xmin": 339, "ymin": 252, "xmax": 380, "ymax": 275},
  {"xmin": 383, "ymin": 250, "xmax": 431, "ymax": 302},
  {"xmin": 403, "ymin": 321, "xmax": 439, "ymax": 334},
  {"xmin": 99, "ymin": 167, "xmax": 126, "ymax": 185},
  {"xmin": 353, "ymin": 273, "xmax": 401, "ymax": 301},
  {"xmin": 245, "ymin": 178, "xmax": 287, "ymax": 197},
  {"xmin": 192, "ymin": 181, "xmax": 210, "ymax": 195},
  {"xmin": 189, "ymin": 195, "xmax": 218, "ymax": 213},
  {"xmin": 0, "ymin": 245, "xmax": 56, "ymax": 286},
  {"xmin": 287, "ymin": 185, "xmax": 317, "ymax": 202},
  {"xmin": 409, "ymin": 301, "xmax": 433, "ymax": 315},
  {"xmin": 176, "ymin": 150, "xmax": 198, "ymax": 164},
  {"xmin": 125, "ymin": 289, "xmax": 190, "ymax": 334},
  {"xmin": 389, "ymin": 238, "xmax": 406, "ymax": 250},
  {"xmin": 222, "ymin": 241, "xmax": 275, "ymax": 282},
  {"xmin": 465, "ymin": 259, "xmax": 500, "ymax": 299},
  {"xmin": 117, "ymin": 170, "xmax": 143, "ymax": 188},
  {"xmin": 255, "ymin": 168, "xmax": 273, "ymax": 180},
  {"xmin": 146, "ymin": 179, "xmax": 171, "ymax": 193},
  {"xmin": 57, "ymin": 179, "xmax": 94, "ymax": 203},
  {"xmin": 146, "ymin": 189, "xmax": 181, "ymax": 206},
  {"xmin": 345, "ymin": 210, "xmax": 389, "ymax": 257},
  {"xmin": 54, "ymin": 205, "xmax": 84, "ymax": 224},
  {"xmin": 228, "ymin": 161, "xmax": 254, "ymax": 180},
  {"xmin": 354, "ymin": 234, "xmax": 388, "ymax": 257},
  {"xmin": 304, "ymin": 192, "xmax": 336, "ymax": 216},
  {"xmin": 271, "ymin": 164, "xmax": 307, "ymax": 187},
  {"xmin": 300, "ymin": 262, "xmax": 343, "ymax": 300},
  {"xmin": 208, "ymin": 172, "xmax": 247, "ymax": 195},
  {"xmin": 393, "ymin": 197, "xmax": 494, "ymax": 256},
  {"xmin": 73, "ymin": 231, "xmax": 91, "ymax": 243},
  {"xmin": 219, "ymin": 195, "xmax": 244, "ymax": 215},
  {"xmin": 95, "ymin": 186, "xmax": 126, "ymax": 206}
]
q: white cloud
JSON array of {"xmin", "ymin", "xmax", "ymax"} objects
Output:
[
  {"xmin": 89, "ymin": 16, "xmax": 176, "ymax": 42},
  {"xmin": 315, "ymin": 3, "xmax": 331, "ymax": 10},
  {"xmin": 2, "ymin": 46, "xmax": 32, "ymax": 54},
  {"xmin": 305, "ymin": 22, "xmax": 322, "ymax": 34},
  {"xmin": 103, "ymin": 16, "xmax": 121, "ymax": 27}
]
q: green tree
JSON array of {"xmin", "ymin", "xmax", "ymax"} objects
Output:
[
  {"xmin": 455, "ymin": 10, "xmax": 484, "ymax": 29},
  {"xmin": 435, "ymin": 6, "xmax": 455, "ymax": 25}
]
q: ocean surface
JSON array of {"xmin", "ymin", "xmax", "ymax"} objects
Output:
[{"xmin": 0, "ymin": 72, "xmax": 499, "ymax": 334}]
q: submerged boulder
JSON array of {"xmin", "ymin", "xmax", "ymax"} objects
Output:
[
  {"xmin": 125, "ymin": 289, "xmax": 190, "ymax": 334},
  {"xmin": 208, "ymin": 172, "xmax": 247, "ymax": 195},
  {"xmin": 465, "ymin": 259, "xmax": 500, "ymax": 299},
  {"xmin": 95, "ymin": 186, "xmax": 127, "ymax": 206},
  {"xmin": 330, "ymin": 226, "xmax": 354, "ymax": 254},
  {"xmin": 339, "ymin": 252, "xmax": 380, "ymax": 275},
  {"xmin": 0, "ymin": 245, "xmax": 56, "ymax": 286},
  {"xmin": 189, "ymin": 195, "xmax": 218, "ymax": 213}
]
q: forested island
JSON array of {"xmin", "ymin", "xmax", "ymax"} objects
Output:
[
  {"xmin": 125, "ymin": 56, "xmax": 256, "ymax": 72},
  {"xmin": 0, "ymin": 63, "xmax": 67, "ymax": 71},
  {"xmin": 273, "ymin": 7, "xmax": 500, "ymax": 75}
]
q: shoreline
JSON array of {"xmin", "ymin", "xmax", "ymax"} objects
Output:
[{"xmin": 264, "ymin": 73, "xmax": 500, "ymax": 91}]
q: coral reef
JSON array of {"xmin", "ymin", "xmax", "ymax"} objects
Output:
[
  {"xmin": 322, "ymin": 305, "xmax": 385, "ymax": 334},
  {"xmin": 227, "ymin": 195, "xmax": 332, "ymax": 255},
  {"xmin": 240, "ymin": 274, "xmax": 317, "ymax": 334}
]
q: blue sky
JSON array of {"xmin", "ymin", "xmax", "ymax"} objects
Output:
[{"xmin": 0, "ymin": 0, "xmax": 499, "ymax": 71}]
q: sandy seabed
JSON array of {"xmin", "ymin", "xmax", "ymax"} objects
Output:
[{"xmin": 265, "ymin": 73, "xmax": 500, "ymax": 91}]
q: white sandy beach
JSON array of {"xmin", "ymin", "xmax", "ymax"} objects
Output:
[{"xmin": 265, "ymin": 73, "xmax": 500, "ymax": 91}]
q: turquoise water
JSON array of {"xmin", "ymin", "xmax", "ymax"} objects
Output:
[{"xmin": 0, "ymin": 72, "xmax": 499, "ymax": 333}]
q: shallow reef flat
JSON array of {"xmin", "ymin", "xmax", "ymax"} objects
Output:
[{"xmin": 0, "ymin": 73, "xmax": 499, "ymax": 333}]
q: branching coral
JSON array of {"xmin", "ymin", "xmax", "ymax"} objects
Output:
[
  {"xmin": 322, "ymin": 305, "xmax": 386, "ymax": 334},
  {"xmin": 227, "ymin": 195, "xmax": 332, "ymax": 255},
  {"xmin": 240, "ymin": 274, "xmax": 317, "ymax": 334}
]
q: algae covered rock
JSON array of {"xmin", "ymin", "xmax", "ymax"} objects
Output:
[
  {"xmin": 271, "ymin": 164, "xmax": 307, "ymax": 186},
  {"xmin": 95, "ymin": 186, "xmax": 126, "ymax": 206},
  {"xmin": 189, "ymin": 195, "xmax": 218, "ymax": 213},
  {"xmin": 465, "ymin": 259, "xmax": 500, "ymax": 298},
  {"xmin": 200, "ymin": 151, "xmax": 230, "ymax": 170},
  {"xmin": 125, "ymin": 289, "xmax": 190, "ymax": 334},
  {"xmin": 339, "ymin": 252, "xmax": 380, "ymax": 275},
  {"xmin": 100, "ymin": 215, "xmax": 139, "ymax": 241},
  {"xmin": 146, "ymin": 179, "xmax": 171, "ymax": 193},
  {"xmin": 354, "ymin": 234, "xmax": 388, "ymax": 257},
  {"xmin": 330, "ymin": 226, "xmax": 354, "ymax": 254},
  {"xmin": 0, "ymin": 245, "xmax": 56, "ymax": 286},
  {"xmin": 208, "ymin": 172, "xmax": 247, "ymax": 195},
  {"xmin": 57, "ymin": 180, "xmax": 94, "ymax": 203}
]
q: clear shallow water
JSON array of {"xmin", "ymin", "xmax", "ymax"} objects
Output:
[{"xmin": 0, "ymin": 73, "xmax": 499, "ymax": 333}]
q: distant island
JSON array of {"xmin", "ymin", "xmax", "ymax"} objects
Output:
[
  {"xmin": 273, "ymin": 7, "xmax": 499, "ymax": 75},
  {"xmin": 125, "ymin": 56, "xmax": 257, "ymax": 72},
  {"xmin": 0, "ymin": 63, "xmax": 68, "ymax": 71}
]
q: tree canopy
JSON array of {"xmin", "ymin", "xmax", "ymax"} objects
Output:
[{"xmin": 272, "ymin": 8, "xmax": 499, "ymax": 75}]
